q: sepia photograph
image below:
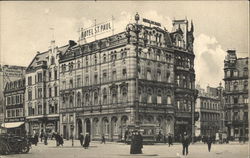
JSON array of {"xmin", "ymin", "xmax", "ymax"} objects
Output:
[{"xmin": 0, "ymin": 1, "xmax": 249, "ymax": 158}]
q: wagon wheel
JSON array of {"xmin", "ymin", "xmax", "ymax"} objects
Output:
[{"xmin": 21, "ymin": 144, "xmax": 30, "ymax": 153}]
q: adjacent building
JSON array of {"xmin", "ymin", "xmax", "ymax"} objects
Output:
[
  {"xmin": 0, "ymin": 65, "xmax": 26, "ymax": 133},
  {"xmin": 25, "ymin": 41, "xmax": 75, "ymax": 135},
  {"xmin": 223, "ymin": 50, "xmax": 248, "ymax": 140},
  {"xmin": 59, "ymin": 15, "xmax": 198, "ymax": 141},
  {"xmin": 195, "ymin": 84, "xmax": 223, "ymax": 136},
  {"xmin": 3, "ymin": 78, "xmax": 26, "ymax": 135}
]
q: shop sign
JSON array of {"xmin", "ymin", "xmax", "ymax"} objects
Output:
[
  {"xmin": 142, "ymin": 18, "xmax": 161, "ymax": 27},
  {"xmin": 5, "ymin": 117, "xmax": 25, "ymax": 122},
  {"xmin": 47, "ymin": 117, "xmax": 59, "ymax": 121},
  {"xmin": 46, "ymin": 123, "xmax": 55, "ymax": 128}
]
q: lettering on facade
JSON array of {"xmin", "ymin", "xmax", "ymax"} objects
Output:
[
  {"xmin": 80, "ymin": 20, "xmax": 113, "ymax": 39},
  {"xmin": 5, "ymin": 117, "xmax": 25, "ymax": 122}
]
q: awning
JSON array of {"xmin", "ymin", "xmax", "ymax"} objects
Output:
[{"xmin": 1, "ymin": 122, "xmax": 25, "ymax": 129}]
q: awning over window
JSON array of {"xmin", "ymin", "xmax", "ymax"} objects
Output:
[{"xmin": 1, "ymin": 122, "xmax": 25, "ymax": 128}]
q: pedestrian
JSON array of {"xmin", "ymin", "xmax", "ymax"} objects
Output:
[
  {"xmin": 79, "ymin": 133, "xmax": 84, "ymax": 146},
  {"xmin": 182, "ymin": 132, "xmax": 190, "ymax": 156},
  {"xmin": 101, "ymin": 134, "xmax": 106, "ymax": 144},
  {"xmin": 124, "ymin": 130, "xmax": 129, "ymax": 144},
  {"xmin": 83, "ymin": 133, "xmax": 90, "ymax": 149},
  {"xmin": 207, "ymin": 135, "xmax": 213, "ymax": 152},
  {"xmin": 40, "ymin": 131, "xmax": 44, "ymax": 142},
  {"xmin": 34, "ymin": 133, "xmax": 39, "ymax": 146},
  {"xmin": 130, "ymin": 131, "xmax": 136, "ymax": 154},
  {"xmin": 138, "ymin": 131, "xmax": 143, "ymax": 154},
  {"xmin": 168, "ymin": 134, "xmax": 173, "ymax": 147},
  {"xmin": 58, "ymin": 134, "xmax": 64, "ymax": 146},
  {"xmin": 44, "ymin": 132, "xmax": 48, "ymax": 145}
]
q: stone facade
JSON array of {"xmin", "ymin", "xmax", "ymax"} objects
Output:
[
  {"xmin": 223, "ymin": 50, "xmax": 248, "ymax": 140},
  {"xmin": 0, "ymin": 65, "xmax": 26, "ymax": 131},
  {"xmin": 25, "ymin": 41, "xmax": 75, "ymax": 135},
  {"xmin": 3, "ymin": 78, "xmax": 26, "ymax": 135},
  {"xmin": 59, "ymin": 18, "xmax": 198, "ymax": 141},
  {"xmin": 195, "ymin": 85, "xmax": 223, "ymax": 137}
]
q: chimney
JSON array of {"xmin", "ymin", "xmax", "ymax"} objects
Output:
[
  {"xmin": 51, "ymin": 40, "xmax": 56, "ymax": 52},
  {"xmin": 69, "ymin": 40, "xmax": 77, "ymax": 47}
]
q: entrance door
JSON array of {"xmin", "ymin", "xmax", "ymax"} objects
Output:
[{"xmin": 63, "ymin": 125, "xmax": 67, "ymax": 139}]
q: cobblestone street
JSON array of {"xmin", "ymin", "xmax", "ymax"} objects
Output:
[{"xmin": 1, "ymin": 140, "xmax": 248, "ymax": 158}]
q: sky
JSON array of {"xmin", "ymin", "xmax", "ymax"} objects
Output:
[{"xmin": 0, "ymin": 1, "xmax": 249, "ymax": 88}]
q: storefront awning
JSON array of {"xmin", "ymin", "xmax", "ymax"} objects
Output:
[{"xmin": 1, "ymin": 122, "xmax": 25, "ymax": 129}]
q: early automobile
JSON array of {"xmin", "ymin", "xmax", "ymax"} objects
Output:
[{"xmin": 0, "ymin": 133, "xmax": 31, "ymax": 155}]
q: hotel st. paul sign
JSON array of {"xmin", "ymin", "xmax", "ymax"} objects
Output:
[{"xmin": 80, "ymin": 19, "xmax": 113, "ymax": 40}]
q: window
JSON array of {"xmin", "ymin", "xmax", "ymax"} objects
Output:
[
  {"xmin": 103, "ymin": 88, "xmax": 107, "ymax": 104},
  {"xmin": 112, "ymin": 89, "xmax": 117, "ymax": 104},
  {"xmin": 38, "ymin": 88, "xmax": 42, "ymax": 98},
  {"xmin": 7, "ymin": 110, "xmax": 11, "ymax": 118},
  {"xmin": 157, "ymin": 71, "xmax": 161, "ymax": 81},
  {"xmin": 233, "ymin": 82, "xmax": 238, "ymax": 91},
  {"xmin": 55, "ymin": 103, "xmax": 58, "ymax": 113},
  {"xmin": 233, "ymin": 70, "xmax": 238, "ymax": 77},
  {"xmin": 244, "ymin": 81, "xmax": 248, "ymax": 90},
  {"xmin": 38, "ymin": 104, "xmax": 42, "ymax": 115},
  {"xmin": 147, "ymin": 69, "xmax": 151, "ymax": 80},
  {"xmin": 49, "ymin": 104, "xmax": 54, "ymax": 114},
  {"xmin": 77, "ymin": 92, "xmax": 81, "ymax": 107},
  {"xmin": 94, "ymin": 74, "xmax": 98, "ymax": 84},
  {"xmin": 122, "ymin": 69, "xmax": 127, "ymax": 78},
  {"xmin": 38, "ymin": 72, "xmax": 43, "ymax": 82},
  {"xmin": 244, "ymin": 112, "xmax": 248, "ymax": 121},
  {"xmin": 157, "ymin": 92, "xmax": 162, "ymax": 104},
  {"xmin": 103, "ymin": 54, "xmax": 106, "ymax": 62},
  {"xmin": 11, "ymin": 110, "xmax": 15, "ymax": 117},
  {"xmin": 176, "ymin": 75, "xmax": 180, "ymax": 86},
  {"xmin": 77, "ymin": 60, "xmax": 81, "ymax": 68},
  {"xmin": 167, "ymin": 96, "xmax": 171, "ymax": 104},
  {"xmin": 49, "ymin": 88, "xmax": 52, "ymax": 97},
  {"xmin": 112, "ymin": 70, "xmax": 116, "ymax": 81},
  {"xmin": 69, "ymin": 95, "xmax": 73, "ymax": 107},
  {"xmin": 69, "ymin": 79, "xmax": 73, "ymax": 88},
  {"xmin": 85, "ymin": 76, "xmax": 89, "ymax": 86},
  {"xmin": 233, "ymin": 97, "xmax": 238, "ymax": 104},
  {"xmin": 28, "ymin": 76, "xmax": 32, "ymax": 85},
  {"xmin": 103, "ymin": 71, "xmax": 107, "ymax": 82},
  {"xmin": 94, "ymin": 92, "xmax": 98, "ymax": 105},
  {"xmin": 51, "ymin": 56, "xmax": 55, "ymax": 65},
  {"xmin": 244, "ymin": 97, "xmax": 248, "ymax": 104},
  {"xmin": 77, "ymin": 75, "xmax": 81, "ymax": 87},
  {"xmin": 28, "ymin": 90, "xmax": 32, "ymax": 101},
  {"xmin": 49, "ymin": 71, "xmax": 52, "ymax": 81},
  {"xmin": 54, "ymin": 87, "xmax": 58, "ymax": 97},
  {"xmin": 183, "ymin": 76, "xmax": 187, "ymax": 88},
  {"xmin": 147, "ymin": 89, "xmax": 152, "ymax": 103},
  {"xmin": 243, "ymin": 68, "xmax": 248, "ymax": 77},
  {"xmin": 54, "ymin": 70, "xmax": 58, "ymax": 80},
  {"xmin": 122, "ymin": 88, "xmax": 127, "ymax": 102}
]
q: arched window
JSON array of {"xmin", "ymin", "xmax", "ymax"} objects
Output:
[
  {"xmin": 121, "ymin": 87, "xmax": 127, "ymax": 102},
  {"xmin": 147, "ymin": 69, "xmax": 151, "ymax": 80},
  {"xmin": 103, "ymin": 54, "xmax": 106, "ymax": 62},
  {"xmin": 111, "ymin": 89, "xmax": 117, "ymax": 104},
  {"xmin": 94, "ymin": 92, "xmax": 98, "ymax": 105},
  {"xmin": 157, "ymin": 70, "xmax": 161, "ymax": 81},
  {"xmin": 244, "ymin": 81, "xmax": 248, "ymax": 90},
  {"xmin": 167, "ymin": 96, "xmax": 172, "ymax": 104},
  {"xmin": 157, "ymin": 90, "xmax": 162, "ymax": 104},
  {"xmin": 243, "ymin": 68, "xmax": 248, "ymax": 77},
  {"xmin": 233, "ymin": 82, "xmax": 238, "ymax": 91},
  {"xmin": 233, "ymin": 70, "xmax": 238, "ymax": 77},
  {"xmin": 69, "ymin": 95, "xmax": 73, "ymax": 107}
]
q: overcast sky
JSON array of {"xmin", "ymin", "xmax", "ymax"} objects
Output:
[{"xmin": 0, "ymin": 1, "xmax": 249, "ymax": 88}]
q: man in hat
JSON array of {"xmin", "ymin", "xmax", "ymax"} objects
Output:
[
  {"xmin": 83, "ymin": 133, "xmax": 90, "ymax": 149},
  {"xmin": 182, "ymin": 132, "xmax": 190, "ymax": 156},
  {"xmin": 79, "ymin": 133, "xmax": 84, "ymax": 146}
]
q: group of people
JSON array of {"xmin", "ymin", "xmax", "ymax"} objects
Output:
[
  {"xmin": 130, "ymin": 131, "xmax": 143, "ymax": 154},
  {"xmin": 79, "ymin": 133, "xmax": 90, "ymax": 149}
]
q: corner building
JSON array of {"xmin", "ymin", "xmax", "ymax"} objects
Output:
[
  {"xmin": 59, "ymin": 18, "xmax": 198, "ymax": 141},
  {"xmin": 224, "ymin": 50, "xmax": 248, "ymax": 140}
]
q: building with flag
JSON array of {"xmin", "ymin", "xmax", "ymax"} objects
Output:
[{"xmin": 58, "ymin": 14, "xmax": 198, "ymax": 141}]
